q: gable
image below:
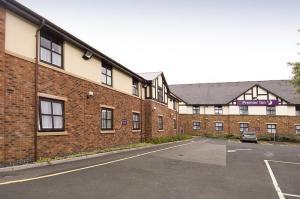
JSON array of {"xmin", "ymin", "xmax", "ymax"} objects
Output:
[{"xmin": 229, "ymin": 85, "xmax": 288, "ymax": 105}]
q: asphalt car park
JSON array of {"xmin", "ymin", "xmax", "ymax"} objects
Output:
[{"xmin": 0, "ymin": 137, "xmax": 299, "ymax": 199}]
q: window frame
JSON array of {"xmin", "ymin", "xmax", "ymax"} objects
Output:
[
  {"xmin": 158, "ymin": 116, "xmax": 164, "ymax": 130},
  {"xmin": 296, "ymin": 106, "xmax": 300, "ymax": 116},
  {"xmin": 192, "ymin": 106, "xmax": 200, "ymax": 114},
  {"xmin": 40, "ymin": 34, "xmax": 63, "ymax": 68},
  {"xmin": 239, "ymin": 123, "xmax": 249, "ymax": 133},
  {"xmin": 132, "ymin": 112, "xmax": 141, "ymax": 130},
  {"xmin": 39, "ymin": 98, "xmax": 65, "ymax": 132},
  {"xmin": 132, "ymin": 79, "xmax": 139, "ymax": 96},
  {"xmin": 215, "ymin": 122, "xmax": 224, "ymax": 132},
  {"xmin": 295, "ymin": 125, "xmax": 300, "ymax": 134},
  {"xmin": 101, "ymin": 64, "xmax": 112, "ymax": 87},
  {"xmin": 101, "ymin": 108, "xmax": 114, "ymax": 130},
  {"xmin": 267, "ymin": 124, "xmax": 276, "ymax": 134},
  {"xmin": 157, "ymin": 86, "xmax": 163, "ymax": 102},
  {"xmin": 192, "ymin": 121, "xmax": 201, "ymax": 130},
  {"xmin": 239, "ymin": 106, "xmax": 248, "ymax": 115},
  {"xmin": 266, "ymin": 106, "xmax": 276, "ymax": 115},
  {"xmin": 214, "ymin": 105, "xmax": 223, "ymax": 115}
]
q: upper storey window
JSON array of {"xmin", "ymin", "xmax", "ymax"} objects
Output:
[
  {"xmin": 102, "ymin": 64, "xmax": 112, "ymax": 86},
  {"xmin": 132, "ymin": 79, "xmax": 139, "ymax": 96},
  {"xmin": 192, "ymin": 106, "xmax": 200, "ymax": 114},
  {"xmin": 158, "ymin": 86, "xmax": 163, "ymax": 102},
  {"xmin": 40, "ymin": 34, "xmax": 63, "ymax": 68},
  {"xmin": 214, "ymin": 106, "xmax": 223, "ymax": 115}
]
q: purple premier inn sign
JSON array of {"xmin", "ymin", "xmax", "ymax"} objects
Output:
[{"xmin": 237, "ymin": 100, "xmax": 278, "ymax": 106}]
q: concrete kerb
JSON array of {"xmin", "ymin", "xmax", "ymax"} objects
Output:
[{"xmin": 0, "ymin": 139, "xmax": 194, "ymax": 173}]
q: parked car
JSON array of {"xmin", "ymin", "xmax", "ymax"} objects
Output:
[{"xmin": 240, "ymin": 131, "xmax": 258, "ymax": 143}]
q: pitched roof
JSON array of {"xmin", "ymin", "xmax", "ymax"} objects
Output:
[
  {"xmin": 3, "ymin": 0, "xmax": 145, "ymax": 82},
  {"xmin": 138, "ymin": 72, "xmax": 162, "ymax": 81},
  {"xmin": 170, "ymin": 80, "xmax": 300, "ymax": 105}
]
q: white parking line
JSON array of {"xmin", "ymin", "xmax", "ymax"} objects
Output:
[
  {"xmin": 283, "ymin": 193, "xmax": 300, "ymax": 198},
  {"xmin": 267, "ymin": 160, "xmax": 300, "ymax": 165},
  {"xmin": 264, "ymin": 160, "xmax": 285, "ymax": 199},
  {"xmin": 0, "ymin": 139, "xmax": 209, "ymax": 186}
]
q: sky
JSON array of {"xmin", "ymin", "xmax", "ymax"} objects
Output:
[{"xmin": 17, "ymin": 0, "xmax": 300, "ymax": 84}]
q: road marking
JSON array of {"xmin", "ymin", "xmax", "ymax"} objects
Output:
[
  {"xmin": 267, "ymin": 160, "xmax": 300, "ymax": 165},
  {"xmin": 283, "ymin": 193, "xmax": 300, "ymax": 198},
  {"xmin": 0, "ymin": 139, "xmax": 209, "ymax": 186},
  {"xmin": 264, "ymin": 160, "xmax": 285, "ymax": 199},
  {"xmin": 227, "ymin": 148, "xmax": 252, "ymax": 153}
]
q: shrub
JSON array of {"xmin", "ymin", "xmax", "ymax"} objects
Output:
[{"xmin": 146, "ymin": 134, "xmax": 192, "ymax": 144}]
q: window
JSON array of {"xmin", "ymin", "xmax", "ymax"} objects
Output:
[
  {"xmin": 158, "ymin": 86, "xmax": 163, "ymax": 102},
  {"xmin": 192, "ymin": 106, "xmax": 200, "ymax": 114},
  {"xmin": 101, "ymin": 108, "xmax": 113, "ymax": 130},
  {"xmin": 132, "ymin": 79, "xmax": 139, "ymax": 96},
  {"xmin": 266, "ymin": 106, "xmax": 276, "ymax": 115},
  {"xmin": 40, "ymin": 34, "xmax": 62, "ymax": 68},
  {"xmin": 240, "ymin": 123, "xmax": 249, "ymax": 133},
  {"xmin": 214, "ymin": 106, "xmax": 223, "ymax": 115},
  {"xmin": 173, "ymin": 118, "xmax": 177, "ymax": 129},
  {"xmin": 101, "ymin": 65, "xmax": 112, "ymax": 86},
  {"xmin": 193, "ymin": 122, "xmax": 201, "ymax": 130},
  {"xmin": 158, "ymin": 116, "xmax": 163, "ymax": 130},
  {"xmin": 296, "ymin": 106, "xmax": 300, "ymax": 116},
  {"xmin": 132, "ymin": 113, "xmax": 140, "ymax": 130},
  {"xmin": 296, "ymin": 125, "xmax": 300, "ymax": 134},
  {"xmin": 173, "ymin": 100, "xmax": 176, "ymax": 110},
  {"xmin": 239, "ymin": 106, "xmax": 248, "ymax": 115},
  {"xmin": 267, "ymin": 124, "xmax": 276, "ymax": 134},
  {"xmin": 39, "ymin": 98, "xmax": 64, "ymax": 132},
  {"xmin": 215, "ymin": 122, "xmax": 224, "ymax": 131}
]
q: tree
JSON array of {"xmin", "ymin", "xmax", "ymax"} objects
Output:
[{"xmin": 288, "ymin": 62, "xmax": 300, "ymax": 92}]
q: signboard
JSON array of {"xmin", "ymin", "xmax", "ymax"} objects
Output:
[
  {"xmin": 121, "ymin": 119, "xmax": 127, "ymax": 125},
  {"xmin": 236, "ymin": 100, "xmax": 278, "ymax": 106}
]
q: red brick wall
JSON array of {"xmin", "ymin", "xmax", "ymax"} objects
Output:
[
  {"xmin": 1, "ymin": 52, "xmax": 178, "ymax": 165},
  {"xmin": 143, "ymin": 100, "xmax": 178, "ymax": 139},
  {"xmin": 0, "ymin": 6, "xmax": 5, "ymax": 166},
  {"xmin": 179, "ymin": 114, "xmax": 300, "ymax": 137}
]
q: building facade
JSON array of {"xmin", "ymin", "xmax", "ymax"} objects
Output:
[
  {"xmin": 170, "ymin": 82, "xmax": 300, "ymax": 138},
  {"xmin": 0, "ymin": 0, "xmax": 180, "ymax": 167}
]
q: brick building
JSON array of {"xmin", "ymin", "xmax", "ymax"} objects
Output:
[
  {"xmin": 170, "ymin": 81, "xmax": 300, "ymax": 137},
  {"xmin": 0, "ymin": 0, "xmax": 300, "ymax": 167},
  {"xmin": 0, "ymin": 0, "xmax": 180, "ymax": 166}
]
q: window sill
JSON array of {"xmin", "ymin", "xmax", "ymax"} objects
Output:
[
  {"xmin": 158, "ymin": 130, "xmax": 164, "ymax": 132},
  {"xmin": 132, "ymin": 130, "xmax": 141, "ymax": 133},
  {"xmin": 37, "ymin": 131, "xmax": 68, "ymax": 136},
  {"xmin": 101, "ymin": 130, "xmax": 116, "ymax": 134}
]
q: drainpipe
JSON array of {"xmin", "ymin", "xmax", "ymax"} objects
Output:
[
  {"xmin": 140, "ymin": 83, "xmax": 145, "ymax": 143},
  {"xmin": 34, "ymin": 19, "xmax": 45, "ymax": 162}
]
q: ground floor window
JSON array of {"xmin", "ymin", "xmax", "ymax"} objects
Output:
[
  {"xmin": 267, "ymin": 124, "xmax": 276, "ymax": 134},
  {"xmin": 39, "ymin": 98, "xmax": 64, "ymax": 132},
  {"xmin": 158, "ymin": 116, "xmax": 164, "ymax": 130},
  {"xmin": 295, "ymin": 125, "xmax": 300, "ymax": 134},
  {"xmin": 239, "ymin": 123, "xmax": 249, "ymax": 133},
  {"xmin": 193, "ymin": 121, "xmax": 200, "ymax": 130},
  {"xmin": 215, "ymin": 122, "xmax": 224, "ymax": 131},
  {"xmin": 132, "ymin": 112, "xmax": 140, "ymax": 130},
  {"xmin": 101, "ymin": 108, "xmax": 113, "ymax": 130}
]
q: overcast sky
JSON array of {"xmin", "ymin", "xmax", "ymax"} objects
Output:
[{"xmin": 17, "ymin": 0, "xmax": 300, "ymax": 84}]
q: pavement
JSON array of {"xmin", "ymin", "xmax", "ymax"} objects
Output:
[{"xmin": 0, "ymin": 137, "xmax": 299, "ymax": 199}]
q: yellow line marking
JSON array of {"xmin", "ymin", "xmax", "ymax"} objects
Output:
[{"xmin": 0, "ymin": 139, "xmax": 209, "ymax": 186}]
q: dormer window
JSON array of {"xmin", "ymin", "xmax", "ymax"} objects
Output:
[{"xmin": 40, "ymin": 33, "xmax": 63, "ymax": 68}]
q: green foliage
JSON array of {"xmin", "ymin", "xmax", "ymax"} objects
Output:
[
  {"xmin": 288, "ymin": 62, "xmax": 300, "ymax": 92},
  {"xmin": 146, "ymin": 134, "xmax": 192, "ymax": 144}
]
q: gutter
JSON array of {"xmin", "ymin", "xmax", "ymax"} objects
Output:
[
  {"xmin": 1, "ymin": 0, "xmax": 146, "ymax": 82},
  {"xmin": 34, "ymin": 19, "xmax": 45, "ymax": 162}
]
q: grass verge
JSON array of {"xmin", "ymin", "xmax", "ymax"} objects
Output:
[{"xmin": 146, "ymin": 134, "xmax": 193, "ymax": 144}]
